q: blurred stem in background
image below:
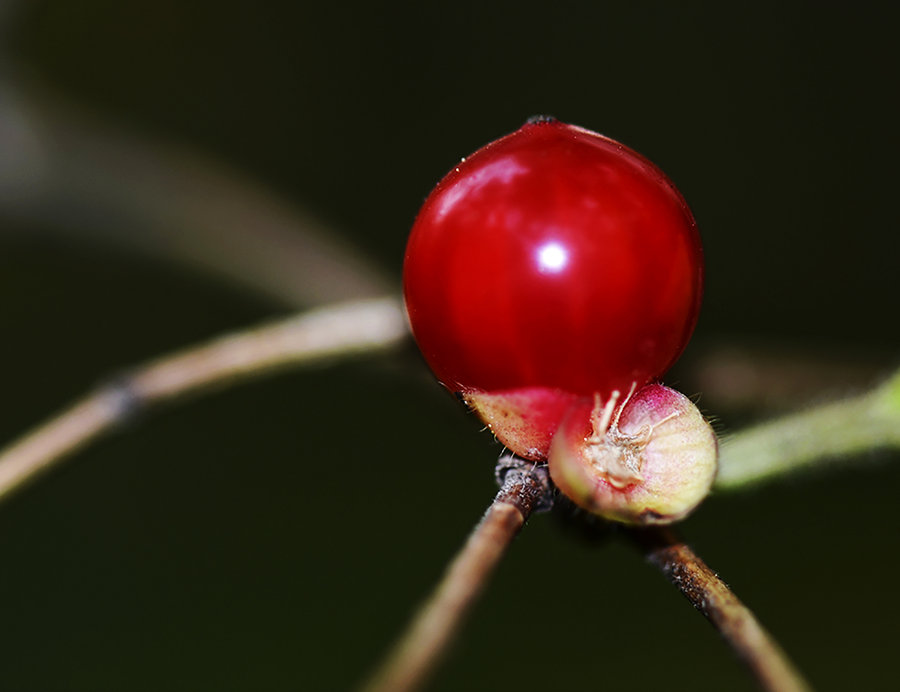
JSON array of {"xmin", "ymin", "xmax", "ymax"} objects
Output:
[
  {"xmin": 0, "ymin": 79, "xmax": 392, "ymax": 307},
  {"xmin": 716, "ymin": 368, "xmax": 900, "ymax": 489},
  {"xmin": 0, "ymin": 297, "xmax": 407, "ymax": 501}
]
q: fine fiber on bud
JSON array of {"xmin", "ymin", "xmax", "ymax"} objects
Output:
[{"xmin": 548, "ymin": 384, "xmax": 718, "ymax": 525}]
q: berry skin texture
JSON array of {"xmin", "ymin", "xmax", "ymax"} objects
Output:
[{"xmin": 404, "ymin": 118, "xmax": 704, "ymax": 461}]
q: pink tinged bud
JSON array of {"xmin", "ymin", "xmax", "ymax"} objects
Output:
[{"xmin": 548, "ymin": 384, "xmax": 718, "ymax": 525}]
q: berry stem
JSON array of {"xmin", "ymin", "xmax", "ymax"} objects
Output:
[
  {"xmin": 361, "ymin": 458, "xmax": 553, "ymax": 692},
  {"xmin": 631, "ymin": 527, "xmax": 811, "ymax": 692},
  {"xmin": 716, "ymin": 367, "xmax": 900, "ymax": 489},
  {"xmin": 0, "ymin": 297, "xmax": 407, "ymax": 502}
]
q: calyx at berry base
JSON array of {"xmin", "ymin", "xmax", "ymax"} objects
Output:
[
  {"xmin": 403, "ymin": 117, "xmax": 718, "ymax": 524},
  {"xmin": 548, "ymin": 384, "xmax": 717, "ymax": 524}
]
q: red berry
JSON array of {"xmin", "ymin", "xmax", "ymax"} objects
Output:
[{"xmin": 404, "ymin": 118, "xmax": 703, "ymax": 459}]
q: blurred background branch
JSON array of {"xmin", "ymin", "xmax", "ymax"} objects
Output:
[
  {"xmin": 0, "ymin": 297, "xmax": 407, "ymax": 501},
  {"xmin": 0, "ymin": 79, "xmax": 392, "ymax": 307},
  {"xmin": 0, "ymin": 0, "xmax": 390, "ymax": 307},
  {"xmin": 716, "ymin": 367, "xmax": 900, "ymax": 489}
]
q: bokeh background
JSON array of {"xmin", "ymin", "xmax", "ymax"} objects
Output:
[{"xmin": 1, "ymin": 2, "xmax": 898, "ymax": 690}]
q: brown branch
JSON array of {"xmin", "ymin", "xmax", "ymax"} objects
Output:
[
  {"xmin": 361, "ymin": 457, "xmax": 553, "ymax": 692},
  {"xmin": 0, "ymin": 297, "xmax": 407, "ymax": 502},
  {"xmin": 632, "ymin": 527, "xmax": 811, "ymax": 692}
]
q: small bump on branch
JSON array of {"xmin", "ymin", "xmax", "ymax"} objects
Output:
[{"xmin": 494, "ymin": 454, "xmax": 554, "ymax": 515}]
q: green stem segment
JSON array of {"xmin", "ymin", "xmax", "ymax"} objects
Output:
[{"xmin": 715, "ymin": 369, "xmax": 900, "ymax": 490}]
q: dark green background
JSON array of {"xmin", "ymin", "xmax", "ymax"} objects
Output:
[{"xmin": 1, "ymin": 2, "xmax": 898, "ymax": 690}]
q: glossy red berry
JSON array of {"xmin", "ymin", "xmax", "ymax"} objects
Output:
[{"xmin": 404, "ymin": 118, "xmax": 703, "ymax": 460}]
